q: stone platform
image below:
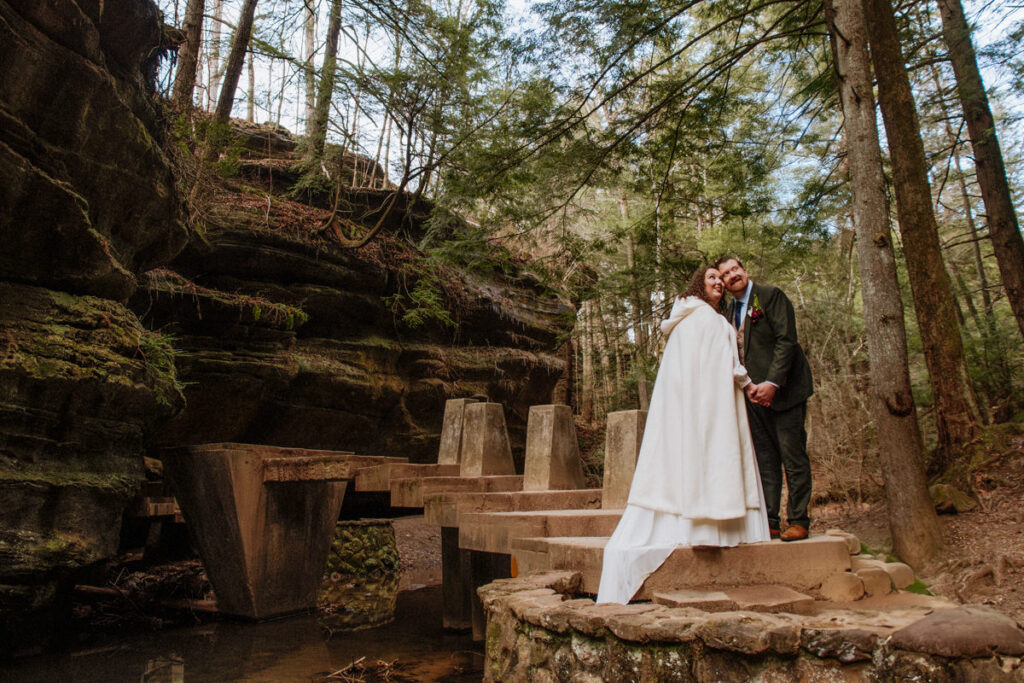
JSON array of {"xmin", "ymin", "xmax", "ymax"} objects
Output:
[
  {"xmin": 479, "ymin": 571, "xmax": 1024, "ymax": 682},
  {"xmin": 512, "ymin": 535, "xmax": 851, "ymax": 597}
]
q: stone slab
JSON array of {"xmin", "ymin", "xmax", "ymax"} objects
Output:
[
  {"xmin": 653, "ymin": 588, "xmax": 736, "ymax": 611},
  {"xmin": 511, "ymin": 535, "xmax": 851, "ymax": 597},
  {"xmin": 438, "ymin": 398, "xmax": 479, "ymax": 465},
  {"xmin": 353, "ymin": 463, "xmax": 461, "ymax": 491},
  {"xmin": 460, "ymin": 403, "xmax": 516, "ymax": 477},
  {"xmin": 602, "ymin": 410, "xmax": 646, "ymax": 509},
  {"xmin": 725, "ymin": 585, "xmax": 816, "ymax": 613},
  {"xmin": 390, "ymin": 475, "xmax": 523, "ymax": 508},
  {"xmin": 522, "ymin": 404, "xmax": 585, "ymax": 491},
  {"xmin": 459, "ymin": 509, "xmax": 622, "ymax": 555},
  {"xmin": 423, "ymin": 489, "xmax": 603, "ymax": 528}
]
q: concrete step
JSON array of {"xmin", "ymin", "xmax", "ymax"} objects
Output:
[
  {"xmin": 511, "ymin": 535, "xmax": 851, "ymax": 598},
  {"xmin": 459, "ymin": 509, "xmax": 622, "ymax": 555},
  {"xmin": 390, "ymin": 474, "xmax": 523, "ymax": 508},
  {"xmin": 424, "ymin": 489, "xmax": 603, "ymax": 527},
  {"xmin": 353, "ymin": 463, "xmax": 461, "ymax": 491}
]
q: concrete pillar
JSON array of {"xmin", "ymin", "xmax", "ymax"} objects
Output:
[
  {"xmin": 470, "ymin": 550, "xmax": 511, "ymax": 641},
  {"xmin": 441, "ymin": 526, "xmax": 473, "ymax": 630},
  {"xmin": 459, "ymin": 403, "xmax": 516, "ymax": 477},
  {"xmin": 437, "ymin": 398, "xmax": 479, "ymax": 465},
  {"xmin": 522, "ymin": 404, "xmax": 585, "ymax": 491},
  {"xmin": 601, "ymin": 409, "xmax": 647, "ymax": 509}
]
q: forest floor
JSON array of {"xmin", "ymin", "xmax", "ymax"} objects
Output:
[{"xmin": 812, "ymin": 428, "xmax": 1024, "ymax": 623}]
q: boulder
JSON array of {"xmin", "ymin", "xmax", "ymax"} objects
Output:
[{"xmin": 889, "ymin": 606, "xmax": 1024, "ymax": 658}]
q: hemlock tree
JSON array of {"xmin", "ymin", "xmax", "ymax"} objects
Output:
[
  {"xmin": 862, "ymin": 0, "xmax": 981, "ymax": 465},
  {"xmin": 172, "ymin": 0, "xmax": 205, "ymax": 112},
  {"xmin": 825, "ymin": 0, "xmax": 944, "ymax": 568},
  {"xmin": 937, "ymin": 0, "xmax": 1024, "ymax": 343}
]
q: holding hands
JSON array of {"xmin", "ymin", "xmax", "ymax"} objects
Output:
[{"xmin": 744, "ymin": 382, "xmax": 776, "ymax": 407}]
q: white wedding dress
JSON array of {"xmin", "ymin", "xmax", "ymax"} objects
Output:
[{"xmin": 596, "ymin": 296, "xmax": 770, "ymax": 604}]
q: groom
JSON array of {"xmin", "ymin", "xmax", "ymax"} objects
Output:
[{"xmin": 716, "ymin": 256, "xmax": 814, "ymax": 542}]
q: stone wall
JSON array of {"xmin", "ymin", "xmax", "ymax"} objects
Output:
[
  {"xmin": 0, "ymin": 0, "xmax": 187, "ymax": 656},
  {"xmin": 480, "ymin": 572, "xmax": 1024, "ymax": 682}
]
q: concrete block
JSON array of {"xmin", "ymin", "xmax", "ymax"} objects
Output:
[
  {"xmin": 438, "ymin": 398, "xmax": 479, "ymax": 465},
  {"xmin": 460, "ymin": 403, "xmax": 516, "ymax": 477},
  {"xmin": 819, "ymin": 572, "xmax": 865, "ymax": 602},
  {"xmin": 602, "ymin": 410, "xmax": 646, "ymax": 509},
  {"xmin": 459, "ymin": 509, "xmax": 621, "ymax": 555},
  {"xmin": 523, "ymin": 404, "xmax": 586, "ymax": 491},
  {"xmin": 390, "ymin": 474, "xmax": 522, "ymax": 508},
  {"xmin": 882, "ymin": 562, "xmax": 915, "ymax": 590},
  {"xmin": 856, "ymin": 568, "xmax": 892, "ymax": 597},
  {"xmin": 163, "ymin": 444, "xmax": 374, "ymax": 619}
]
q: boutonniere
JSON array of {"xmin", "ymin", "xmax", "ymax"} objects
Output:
[{"xmin": 749, "ymin": 294, "xmax": 765, "ymax": 323}]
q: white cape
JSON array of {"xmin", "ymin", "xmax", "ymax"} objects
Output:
[{"xmin": 596, "ymin": 297, "xmax": 770, "ymax": 604}]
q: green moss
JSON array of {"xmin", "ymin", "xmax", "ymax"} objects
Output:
[
  {"xmin": 904, "ymin": 579, "xmax": 932, "ymax": 596},
  {"xmin": 0, "ymin": 463, "xmax": 137, "ymax": 496}
]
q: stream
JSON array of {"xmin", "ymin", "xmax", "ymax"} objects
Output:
[{"xmin": 2, "ymin": 585, "xmax": 483, "ymax": 682}]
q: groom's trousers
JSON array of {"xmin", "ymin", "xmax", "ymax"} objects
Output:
[{"xmin": 745, "ymin": 400, "xmax": 811, "ymax": 530}]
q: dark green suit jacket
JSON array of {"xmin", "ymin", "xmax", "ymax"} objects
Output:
[{"xmin": 728, "ymin": 282, "xmax": 813, "ymax": 412}]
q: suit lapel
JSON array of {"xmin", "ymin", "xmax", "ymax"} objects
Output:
[{"xmin": 742, "ymin": 286, "xmax": 753, "ymax": 360}]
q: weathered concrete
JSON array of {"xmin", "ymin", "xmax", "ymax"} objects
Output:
[
  {"xmin": 438, "ymin": 398, "xmax": 479, "ymax": 465},
  {"xmin": 601, "ymin": 410, "xmax": 646, "ymax": 509},
  {"xmin": 424, "ymin": 489, "xmax": 602, "ymax": 528},
  {"xmin": 460, "ymin": 509, "xmax": 622, "ymax": 556},
  {"xmin": 479, "ymin": 571, "xmax": 1022, "ymax": 682},
  {"xmin": 522, "ymin": 404, "xmax": 585, "ymax": 491},
  {"xmin": 162, "ymin": 444, "xmax": 396, "ymax": 619},
  {"xmin": 460, "ymin": 403, "xmax": 516, "ymax": 477},
  {"xmin": 390, "ymin": 474, "xmax": 524, "ymax": 508},
  {"xmin": 511, "ymin": 535, "xmax": 852, "ymax": 597},
  {"xmin": 353, "ymin": 463, "xmax": 460, "ymax": 491}
]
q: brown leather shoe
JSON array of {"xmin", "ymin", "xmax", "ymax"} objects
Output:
[
  {"xmin": 769, "ymin": 528, "xmax": 781, "ymax": 539},
  {"xmin": 780, "ymin": 525, "xmax": 808, "ymax": 542}
]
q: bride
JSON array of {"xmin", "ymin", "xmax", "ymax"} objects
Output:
[{"xmin": 596, "ymin": 265, "xmax": 770, "ymax": 604}]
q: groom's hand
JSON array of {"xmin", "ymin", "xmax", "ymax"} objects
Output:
[{"xmin": 752, "ymin": 383, "xmax": 777, "ymax": 407}]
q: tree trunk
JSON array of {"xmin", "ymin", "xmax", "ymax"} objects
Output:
[
  {"xmin": 246, "ymin": 48, "xmax": 255, "ymax": 123},
  {"xmin": 171, "ymin": 0, "xmax": 205, "ymax": 112},
  {"xmin": 212, "ymin": 0, "xmax": 259, "ymax": 126},
  {"xmin": 303, "ymin": 0, "xmax": 318, "ymax": 134},
  {"xmin": 825, "ymin": 0, "xmax": 944, "ymax": 568},
  {"xmin": 938, "ymin": 0, "xmax": 1024, "ymax": 342},
  {"xmin": 306, "ymin": 0, "xmax": 342, "ymax": 160},
  {"xmin": 580, "ymin": 301, "xmax": 595, "ymax": 425},
  {"xmin": 208, "ymin": 0, "xmax": 224, "ymax": 111},
  {"xmin": 863, "ymin": 0, "xmax": 980, "ymax": 464}
]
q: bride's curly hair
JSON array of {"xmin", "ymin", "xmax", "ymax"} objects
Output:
[{"xmin": 681, "ymin": 265, "xmax": 726, "ymax": 315}]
